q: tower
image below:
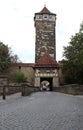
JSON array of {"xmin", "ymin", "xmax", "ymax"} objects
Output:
[
  {"xmin": 34, "ymin": 6, "xmax": 59, "ymax": 88},
  {"xmin": 34, "ymin": 6, "xmax": 56, "ymax": 62}
]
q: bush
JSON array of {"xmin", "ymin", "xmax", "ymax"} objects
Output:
[{"xmin": 11, "ymin": 72, "xmax": 27, "ymax": 83}]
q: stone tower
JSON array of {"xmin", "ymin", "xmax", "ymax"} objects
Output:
[{"xmin": 34, "ymin": 6, "xmax": 56, "ymax": 62}]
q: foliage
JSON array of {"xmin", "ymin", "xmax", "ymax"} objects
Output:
[
  {"xmin": 0, "ymin": 41, "xmax": 20, "ymax": 73},
  {"xmin": 9, "ymin": 48, "xmax": 21, "ymax": 63},
  {"xmin": 11, "ymin": 72, "xmax": 27, "ymax": 83},
  {"xmin": 0, "ymin": 42, "xmax": 11, "ymax": 73},
  {"xmin": 62, "ymin": 22, "xmax": 83, "ymax": 84}
]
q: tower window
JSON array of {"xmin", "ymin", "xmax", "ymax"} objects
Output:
[
  {"xmin": 49, "ymin": 15, "xmax": 52, "ymax": 19},
  {"xmin": 39, "ymin": 16, "xmax": 42, "ymax": 19},
  {"xmin": 44, "ymin": 16, "xmax": 47, "ymax": 18},
  {"xmin": 43, "ymin": 15, "xmax": 48, "ymax": 20}
]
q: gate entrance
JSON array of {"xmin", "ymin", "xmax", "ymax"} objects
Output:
[{"xmin": 40, "ymin": 77, "xmax": 53, "ymax": 91}]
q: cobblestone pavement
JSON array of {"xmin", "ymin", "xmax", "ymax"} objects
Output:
[{"xmin": 0, "ymin": 92, "xmax": 83, "ymax": 130}]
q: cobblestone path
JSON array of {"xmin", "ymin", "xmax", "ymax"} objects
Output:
[{"xmin": 0, "ymin": 92, "xmax": 83, "ymax": 130}]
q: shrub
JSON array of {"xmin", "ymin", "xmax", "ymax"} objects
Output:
[{"xmin": 11, "ymin": 72, "xmax": 27, "ymax": 83}]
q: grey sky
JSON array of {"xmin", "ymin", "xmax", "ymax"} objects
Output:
[{"xmin": 0, "ymin": 0, "xmax": 83, "ymax": 63}]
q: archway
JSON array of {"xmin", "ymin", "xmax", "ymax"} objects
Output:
[{"xmin": 40, "ymin": 77, "xmax": 53, "ymax": 91}]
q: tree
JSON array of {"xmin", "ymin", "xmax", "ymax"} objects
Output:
[
  {"xmin": 10, "ymin": 54, "xmax": 21, "ymax": 63},
  {"xmin": 62, "ymin": 22, "xmax": 83, "ymax": 84},
  {"xmin": 11, "ymin": 72, "xmax": 27, "ymax": 83},
  {"xmin": 9, "ymin": 47, "xmax": 21, "ymax": 63},
  {"xmin": 0, "ymin": 41, "xmax": 20, "ymax": 73},
  {"xmin": 0, "ymin": 42, "xmax": 11, "ymax": 73}
]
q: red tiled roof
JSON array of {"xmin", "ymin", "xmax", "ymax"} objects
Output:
[
  {"xmin": 11, "ymin": 63, "xmax": 35, "ymax": 67},
  {"xmin": 35, "ymin": 53, "xmax": 59, "ymax": 68},
  {"xmin": 40, "ymin": 6, "xmax": 51, "ymax": 14},
  {"xmin": 35, "ymin": 6, "xmax": 56, "ymax": 16}
]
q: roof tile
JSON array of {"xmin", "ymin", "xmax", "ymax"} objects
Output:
[
  {"xmin": 11, "ymin": 63, "xmax": 35, "ymax": 67},
  {"xmin": 35, "ymin": 53, "xmax": 58, "ymax": 67},
  {"xmin": 40, "ymin": 6, "xmax": 51, "ymax": 14}
]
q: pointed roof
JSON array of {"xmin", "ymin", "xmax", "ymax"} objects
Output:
[
  {"xmin": 40, "ymin": 6, "xmax": 51, "ymax": 14},
  {"xmin": 35, "ymin": 53, "xmax": 59, "ymax": 68},
  {"xmin": 35, "ymin": 6, "xmax": 56, "ymax": 15}
]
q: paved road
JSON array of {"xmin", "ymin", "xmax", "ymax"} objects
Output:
[{"xmin": 0, "ymin": 92, "xmax": 83, "ymax": 130}]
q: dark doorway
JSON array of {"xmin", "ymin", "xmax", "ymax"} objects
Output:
[{"xmin": 40, "ymin": 77, "xmax": 53, "ymax": 91}]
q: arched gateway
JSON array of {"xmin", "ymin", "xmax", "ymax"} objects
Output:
[
  {"xmin": 40, "ymin": 77, "xmax": 53, "ymax": 91},
  {"xmin": 34, "ymin": 53, "xmax": 59, "ymax": 89}
]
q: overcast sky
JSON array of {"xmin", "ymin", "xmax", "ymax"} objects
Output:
[{"xmin": 0, "ymin": 0, "xmax": 83, "ymax": 63}]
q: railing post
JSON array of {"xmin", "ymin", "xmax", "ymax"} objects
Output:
[
  {"xmin": 21, "ymin": 85, "xmax": 25, "ymax": 96},
  {"xmin": 3, "ymin": 86, "xmax": 6, "ymax": 100}
]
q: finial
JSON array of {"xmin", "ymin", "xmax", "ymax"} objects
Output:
[{"xmin": 44, "ymin": 2, "xmax": 46, "ymax": 7}]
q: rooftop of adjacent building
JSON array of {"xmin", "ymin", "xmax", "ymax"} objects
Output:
[
  {"xmin": 11, "ymin": 63, "xmax": 35, "ymax": 67},
  {"xmin": 11, "ymin": 53, "xmax": 59, "ymax": 68}
]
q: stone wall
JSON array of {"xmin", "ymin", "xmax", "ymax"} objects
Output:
[
  {"xmin": 22, "ymin": 85, "xmax": 40, "ymax": 96},
  {"xmin": 35, "ymin": 20, "xmax": 56, "ymax": 62},
  {"xmin": 0, "ymin": 85, "xmax": 22, "ymax": 96},
  {"xmin": 34, "ymin": 77, "xmax": 40, "ymax": 87},
  {"xmin": 53, "ymin": 77, "xmax": 59, "ymax": 87},
  {"xmin": 0, "ymin": 85, "xmax": 40, "ymax": 97},
  {"xmin": 54, "ymin": 84, "xmax": 83, "ymax": 95},
  {"xmin": 20, "ymin": 67, "xmax": 34, "ymax": 85},
  {"xmin": 10, "ymin": 65, "xmax": 34, "ymax": 85}
]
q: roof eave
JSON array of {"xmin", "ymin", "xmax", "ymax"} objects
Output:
[{"xmin": 35, "ymin": 13, "xmax": 56, "ymax": 16}]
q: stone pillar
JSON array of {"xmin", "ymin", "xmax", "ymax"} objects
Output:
[
  {"xmin": 53, "ymin": 77, "xmax": 59, "ymax": 87},
  {"xmin": 34, "ymin": 77, "xmax": 40, "ymax": 87}
]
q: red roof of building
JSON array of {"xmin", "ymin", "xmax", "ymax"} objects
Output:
[
  {"xmin": 11, "ymin": 63, "xmax": 35, "ymax": 67},
  {"xmin": 40, "ymin": 6, "xmax": 51, "ymax": 14},
  {"xmin": 35, "ymin": 53, "xmax": 59, "ymax": 68}
]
